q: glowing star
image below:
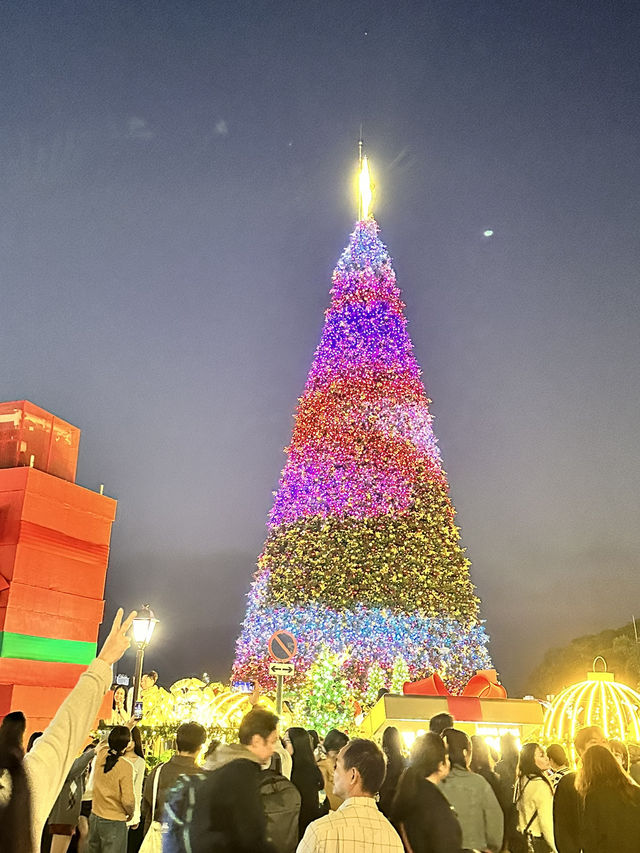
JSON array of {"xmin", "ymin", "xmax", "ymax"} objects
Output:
[
  {"xmin": 359, "ymin": 155, "xmax": 372, "ymax": 220},
  {"xmin": 483, "ymin": 230, "xmax": 494, "ymax": 238}
]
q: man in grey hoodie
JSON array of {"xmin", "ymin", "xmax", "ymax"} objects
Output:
[{"xmin": 189, "ymin": 707, "xmax": 280, "ymax": 853}]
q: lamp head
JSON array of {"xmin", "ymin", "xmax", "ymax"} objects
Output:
[{"xmin": 132, "ymin": 605, "xmax": 158, "ymax": 648}]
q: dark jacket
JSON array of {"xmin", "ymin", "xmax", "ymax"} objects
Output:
[
  {"xmin": 47, "ymin": 749, "xmax": 95, "ymax": 826},
  {"xmin": 142, "ymin": 754, "xmax": 200, "ymax": 833},
  {"xmin": 189, "ymin": 743, "xmax": 276, "ymax": 853},
  {"xmin": 553, "ymin": 771, "xmax": 581, "ymax": 853},
  {"xmin": 378, "ymin": 754, "xmax": 406, "ymax": 818},
  {"xmin": 582, "ymin": 785, "xmax": 640, "ymax": 853},
  {"xmin": 393, "ymin": 775, "xmax": 471, "ymax": 853},
  {"xmin": 290, "ymin": 760, "xmax": 323, "ymax": 835}
]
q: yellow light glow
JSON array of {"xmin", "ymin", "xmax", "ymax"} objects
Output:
[
  {"xmin": 359, "ymin": 155, "xmax": 372, "ymax": 220},
  {"xmin": 475, "ymin": 725, "xmax": 522, "ymax": 755},
  {"xmin": 542, "ymin": 662, "xmax": 640, "ymax": 762}
]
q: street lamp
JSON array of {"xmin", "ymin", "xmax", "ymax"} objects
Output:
[{"xmin": 131, "ymin": 605, "xmax": 158, "ymax": 708}]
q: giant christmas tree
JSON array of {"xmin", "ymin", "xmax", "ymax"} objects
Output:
[{"xmin": 234, "ymin": 158, "xmax": 491, "ymax": 716}]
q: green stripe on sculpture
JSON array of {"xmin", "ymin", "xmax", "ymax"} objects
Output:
[{"xmin": 0, "ymin": 631, "xmax": 96, "ymax": 664}]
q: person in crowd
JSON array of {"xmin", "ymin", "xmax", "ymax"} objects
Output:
[
  {"xmin": 142, "ymin": 722, "xmax": 206, "ymax": 833},
  {"xmin": 378, "ymin": 726, "xmax": 406, "ymax": 818},
  {"xmin": 47, "ymin": 742, "xmax": 97, "ymax": 853},
  {"xmin": 0, "ymin": 608, "xmax": 135, "ymax": 853},
  {"xmin": 0, "ymin": 711, "xmax": 32, "ymax": 853},
  {"xmin": 201, "ymin": 739, "xmax": 221, "ymax": 770},
  {"xmin": 608, "ymin": 739, "xmax": 630, "ymax": 773},
  {"xmin": 89, "ymin": 726, "xmax": 136, "ymax": 853},
  {"xmin": 79, "ymin": 751, "xmax": 97, "ymax": 853},
  {"xmin": 428, "ymin": 713, "xmax": 454, "ymax": 737},
  {"xmin": 189, "ymin": 706, "xmax": 281, "ymax": 853},
  {"xmin": 125, "ymin": 727, "xmax": 145, "ymax": 853},
  {"xmin": 391, "ymin": 731, "xmax": 472, "ymax": 853},
  {"xmin": 286, "ymin": 727, "xmax": 324, "ymax": 836},
  {"xmin": 317, "ymin": 729, "xmax": 349, "ymax": 811},
  {"xmin": 546, "ymin": 744, "xmax": 571, "ymax": 789},
  {"xmin": 440, "ymin": 728, "xmax": 503, "ymax": 852},
  {"xmin": 140, "ymin": 672, "xmax": 159, "ymax": 693},
  {"xmin": 469, "ymin": 735, "xmax": 503, "ymax": 803},
  {"xmin": 297, "ymin": 738, "xmax": 403, "ymax": 852},
  {"xmin": 628, "ymin": 742, "xmax": 640, "ymax": 784},
  {"xmin": 27, "ymin": 732, "xmax": 43, "ymax": 752},
  {"xmin": 105, "ymin": 687, "xmax": 129, "ymax": 728},
  {"xmin": 311, "ymin": 732, "xmax": 326, "ymax": 763},
  {"xmin": 308, "ymin": 731, "xmax": 320, "ymax": 754},
  {"xmin": 553, "ymin": 725, "xmax": 607, "ymax": 853},
  {"xmin": 272, "ymin": 735, "xmax": 293, "ymax": 779},
  {"xmin": 494, "ymin": 732, "xmax": 520, "ymax": 850},
  {"xmin": 514, "ymin": 742, "xmax": 556, "ymax": 852},
  {"xmin": 576, "ymin": 743, "xmax": 640, "ymax": 852}
]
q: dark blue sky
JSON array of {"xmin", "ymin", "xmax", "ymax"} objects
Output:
[{"xmin": 2, "ymin": 1, "xmax": 639, "ymax": 694}]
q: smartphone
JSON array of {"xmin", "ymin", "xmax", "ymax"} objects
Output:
[{"xmin": 133, "ymin": 700, "xmax": 143, "ymax": 721}]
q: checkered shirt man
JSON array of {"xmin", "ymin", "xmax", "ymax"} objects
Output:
[{"xmin": 296, "ymin": 796, "xmax": 404, "ymax": 853}]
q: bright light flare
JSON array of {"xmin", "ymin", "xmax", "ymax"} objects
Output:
[{"xmin": 359, "ymin": 155, "xmax": 372, "ymax": 220}]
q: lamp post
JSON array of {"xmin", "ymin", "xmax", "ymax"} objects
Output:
[{"xmin": 131, "ymin": 605, "xmax": 158, "ymax": 709}]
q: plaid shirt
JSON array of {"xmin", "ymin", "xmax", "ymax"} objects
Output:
[{"xmin": 296, "ymin": 796, "xmax": 404, "ymax": 853}]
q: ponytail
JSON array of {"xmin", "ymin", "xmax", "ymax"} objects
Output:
[{"xmin": 104, "ymin": 726, "xmax": 130, "ymax": 774}]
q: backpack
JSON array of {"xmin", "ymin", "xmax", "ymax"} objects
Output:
[
  {"xmin": 162, "ymin": 771, "xmax": 208, "ymax": 853},
  {"xmin": 259, "ymin": 769, "xmax": 301, "ymax": 853}
]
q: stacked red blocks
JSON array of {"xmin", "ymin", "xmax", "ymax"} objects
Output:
[{"xmin": 0, "ymin": 401, "xmax": 116, "ymax": 733}]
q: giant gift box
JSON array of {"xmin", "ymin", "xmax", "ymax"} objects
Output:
[{"xmin": 0, "ymin": 401, "xmax": 116, "ymax": 733}]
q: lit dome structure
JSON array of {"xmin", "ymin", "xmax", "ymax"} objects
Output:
[{"xmin": 542, "ymin": 657, "xmax": 640, "ymax": 752}]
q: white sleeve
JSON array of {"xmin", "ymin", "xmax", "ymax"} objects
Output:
[
  {"xmin": 533, "ymin": 782, "xmax": 557, "ymax": 851},
  {"xmin": 24, "ymin": 658, "xmax": 112, "ymax": 843}
]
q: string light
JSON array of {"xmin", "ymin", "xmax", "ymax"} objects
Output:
[{"xmin": 233, "ymin": 217, "xmax": 491, "ymax": 723}]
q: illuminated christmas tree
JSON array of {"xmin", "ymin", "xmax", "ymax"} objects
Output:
[{"xmin": 233, "ymin": 155, "xmax": 491, "ymax": 716}]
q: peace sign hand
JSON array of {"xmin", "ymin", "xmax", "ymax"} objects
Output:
[{"xmin": 97, "ymin": 608, "xmax": 137, "ymax": 666}]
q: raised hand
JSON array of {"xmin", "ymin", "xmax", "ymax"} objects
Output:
[{"xmin": 97, "ymin": 608, "xmax": 137, "ymax": 665}]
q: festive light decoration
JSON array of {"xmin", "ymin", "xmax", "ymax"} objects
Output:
[
  {"xmin": 303, "ymin": 645, "xmax": 354, "ymax": 733},
  {"xmin": 542, "ymin": 658, "xmax": 640, "ymax": 757},
  {"xmin": 365, "ymin": 661, "xmax": 387, "ymax": 708},
  {"xmin": 233, "ymin": 206, "xmax": 491, "ymax": 724}
]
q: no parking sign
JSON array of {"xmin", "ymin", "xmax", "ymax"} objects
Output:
[{"xmin": 268, "ymin": 630, "xmax": 297, "ymax": 662}]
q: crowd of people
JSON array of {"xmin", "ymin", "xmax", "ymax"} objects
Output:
[{"xmin": 2, "ymin": 620, "xmax": 640, "ymax": 853}]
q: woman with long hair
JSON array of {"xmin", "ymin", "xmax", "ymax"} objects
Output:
[
  {"xmin": 378, "ymin": 726, "xmax": 406, "ymax": 818},
  {"xmin": 576, "ymin": 743, "xmax": 640, "ymax": 853},
  {"xmin": 391, "ymin": 731, "xmax": 468, "ymax": 853},
  {"xmin": 88, "ymin": 726, "xmax": 135, "ymax": 853},
  {"xmin": 286, "ymin": 727, "xmax": 324, "ymax": 836},
  {"xmin": 0, "ymin": 712, "xmax": 33, "ymax": 853},
  {"xmin": 439, "ymin": 729, "xmax": 503, "ymax": 852},
  {"xmin": 107, "ymin": 687, "xmax": 129, "ymax": 728},
  {"xmin": 317, "ymin": 729, "xmax": 349, "ymax": 811},
  {"xmin": 514, "ymin": 742, "xmax": 556, "ymax": 852},
  {"xmin": 125, "ymin": 727, "xmax": 146, "ymax": 853},
  {"xmin": 495, "ymin": 733, "xmax": 520, "ymax": 851}
]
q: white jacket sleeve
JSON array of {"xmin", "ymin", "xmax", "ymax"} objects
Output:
[{"xmin": 24, "ymin": 658, "xmax": 112, "ymax": 844}]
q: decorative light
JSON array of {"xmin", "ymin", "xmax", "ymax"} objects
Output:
[
  {"xmin": 359, "ymin": 155, "xmax": 372, "ymax": 220},
  {"xmin": 233, "ymin": 191, "xmax": 492, "ymax": 727},
  {"xmin": 132, "ymin": 605, "xmax": 158, "ymax": 648},
  {"xmin": 542, "ymin": 657, "xmax": 640, "ymax": 760}
]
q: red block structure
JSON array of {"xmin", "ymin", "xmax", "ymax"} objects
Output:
[{"xmin": 0, "ymin": 401, "xmax": 116, "ymax": 733}]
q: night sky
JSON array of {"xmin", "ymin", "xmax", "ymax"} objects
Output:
[{"xmin": 2, "ymin": 1, "xmax": 639, "ymax": 695}]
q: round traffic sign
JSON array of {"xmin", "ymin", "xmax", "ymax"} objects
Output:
[{"xmin": 268, "ymin": 630, "xmax": 297, "ymax": 662}]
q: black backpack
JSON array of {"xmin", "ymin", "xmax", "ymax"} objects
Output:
[
  {"xmin": 163, "ymin": 771, "xmax": 209, "ymax": 853},
  {"xmin": 259, "ymin": 769, "xmax": 301, "ymax": 853}
]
